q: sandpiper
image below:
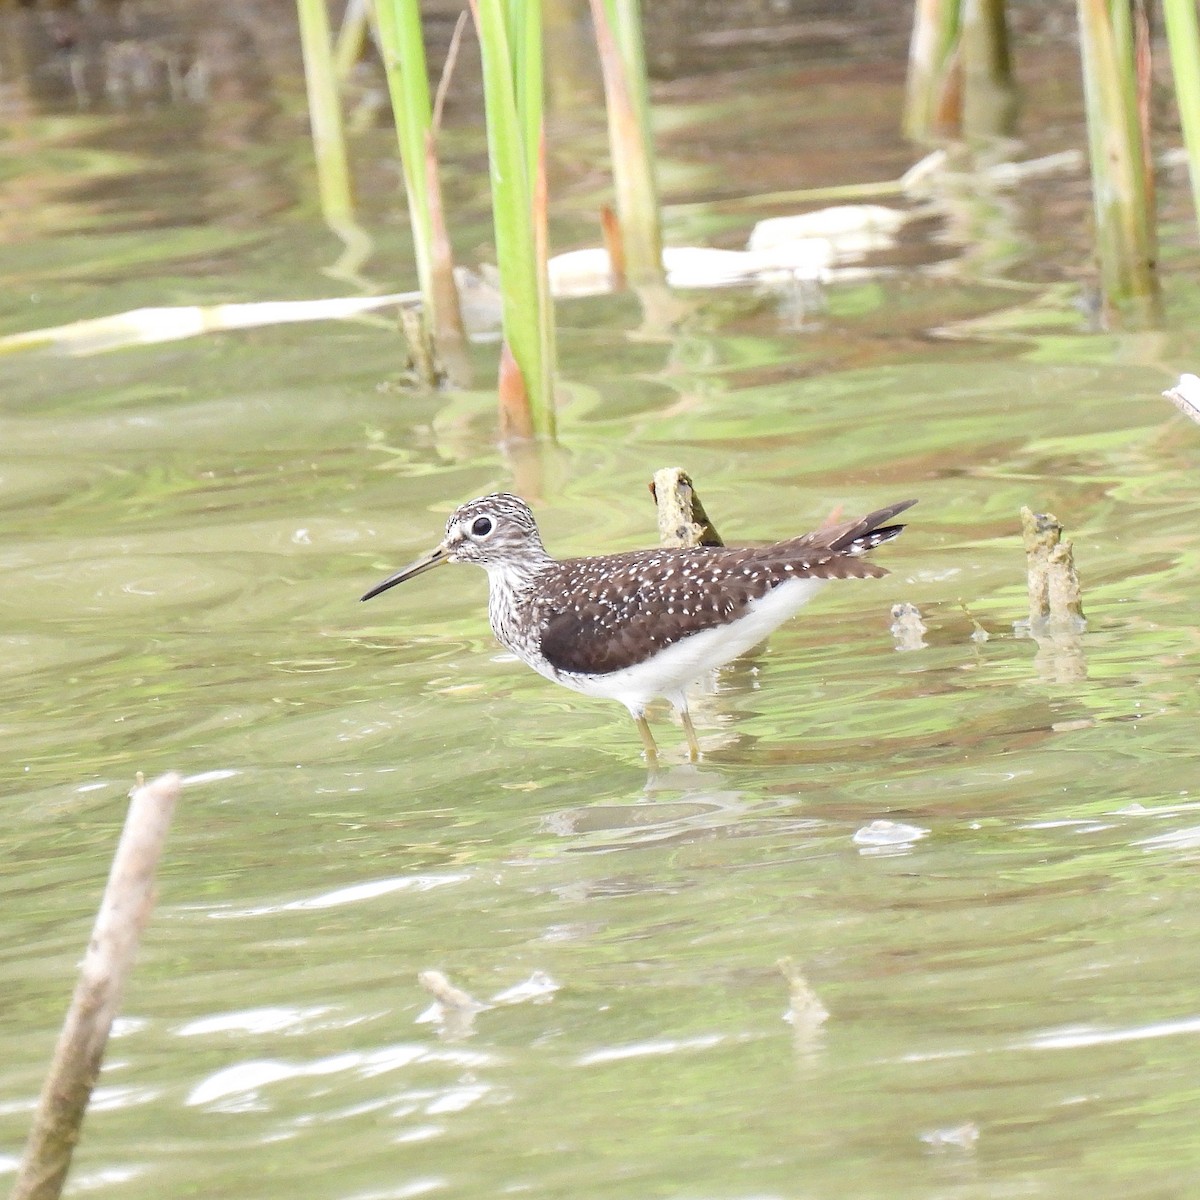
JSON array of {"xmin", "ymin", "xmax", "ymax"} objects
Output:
[{"xmin": 361, "ymin": 493, "xmax": 915, "ymax": 764}]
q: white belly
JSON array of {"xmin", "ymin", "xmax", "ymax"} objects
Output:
[{"xmin": 543, "ymin": 577, "xmax": 826, "ymax": 715}]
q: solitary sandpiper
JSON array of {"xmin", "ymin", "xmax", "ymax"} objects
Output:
[{"xmin": 361, "ymin": 493, "xmax": 915, "ymax": 764}]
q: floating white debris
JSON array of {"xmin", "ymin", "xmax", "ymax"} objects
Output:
[
  {"xmin": 0, "ymin": 293, "xmax": 419, "ymax": 356},
  {"xmin": 982, "ymin": 149, "xmax": 1083, "ymax": 184},
  {"xmin": 1163, "ymin": 373, "xmax": 1200, "ymax": 424},
  {"xmin": 747, "ymin": 204, "xmax": 907, "ymax": 258},
  {"xmin": 547, "ymin": 204, "xmax": 909, "ymax": 300},
  {"xmin": 547, "ymin": 246, "xmax": 764, "ymax": 298},
  {"xmin": 920, "ymin": 1121, "xmax": 980, "ymax": 1151},
  {"xmin": 853, "ymin": 819, "xmax": 930, "ymax": 853},
  {"xmin": 491, "ymin": 970, "xmax": 561, "ymax": 1005}
]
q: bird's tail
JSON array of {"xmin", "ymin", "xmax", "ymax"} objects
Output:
[{"xmin": 830, "ymin": 498, "xmax": 918, "ymax": 556}]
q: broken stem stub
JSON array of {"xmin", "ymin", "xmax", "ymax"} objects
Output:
[
  {"xmin": 1020, "ymin": 506, "xmax": 1085, "ymax": 629},
  {"xmin": 649, "ymin": 468, "xmax": 723, "ymax": 549},
  {"xmin": 12, "ymin": 772, "xmax": 181, "ymax": 1200}
]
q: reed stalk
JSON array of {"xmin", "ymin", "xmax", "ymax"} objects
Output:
[
  {"xmin": 904, "ymin": 0, "xmax": 962, "ymax": 140},
  {"xmin": 959, "ymin": 0, "xmax": 1016, "ymax": 138},
  {"xmin": 1076, "ymin": 0, "xmax": 1158, "ymax": 305},
  {"xmin": 373, "ymin": 0, "xmax": 469, "ymax": 379},
  {"xmin": 296, "ymin": 0, "xmax": 355, "ymax": 225},
  {"xmin": 470, "ymin": 0, "xmax": 556, "ymax": 438},
  {"xmin": 1163, "ymin": 0, "xmax": 1200, "ymax": 238},
  {"xmin": 333, "ymin": 0, "xmax": 371, "ymax": 83},
  {"xmin": 589, "ymin": 0, "xmax": 664, "ymax": 285}
]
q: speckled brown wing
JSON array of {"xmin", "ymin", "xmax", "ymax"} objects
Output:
[
  {"xmin": 535, "ymin": 547, "xmax": 872, "ymax": 676},
  {"xmin": 536, "ymin": 499, "xmax": 915, "ymax": 677}
]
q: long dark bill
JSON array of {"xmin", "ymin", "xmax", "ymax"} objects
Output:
[{"xmin": 360, "ymin": 545, "xmax": 449, "ymax": 601}]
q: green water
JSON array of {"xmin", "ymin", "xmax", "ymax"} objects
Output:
[{"xmin": 6, "ymin": 7, "xmax": 1200, "ymax": 1199}]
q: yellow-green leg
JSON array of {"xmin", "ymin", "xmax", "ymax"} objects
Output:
[
  {"xmin": 634, "ymin": 715, "xmax": 659, "ymax": 767},
  {"xmin": 679, "ymin": 708, "xmax": 701, "ymax": 763}
]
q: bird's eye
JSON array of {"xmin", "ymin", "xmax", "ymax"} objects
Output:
[{"xmin": 471, "ymin": 516, "xmax": 493, "ymax": 537}]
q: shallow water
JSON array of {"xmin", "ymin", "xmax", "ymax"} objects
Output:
[{"xmin": 5, "ymin": 5, "xmax": 1200, "ymax": 1199}]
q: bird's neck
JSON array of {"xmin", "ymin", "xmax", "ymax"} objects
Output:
[
  {"xmin": 484, "ymin": 550, "xmax": 554, "ymax": 599},
  {"xmin": 483, "ymin": 552, "xmax": 554, "ymax": 656}
]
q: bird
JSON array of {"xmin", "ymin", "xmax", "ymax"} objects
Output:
[{"xmin": 361, "ymin": 493, "xmax": 915, "ymax": 765}]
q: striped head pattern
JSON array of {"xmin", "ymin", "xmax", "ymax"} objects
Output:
[{"xmin": 442, "ymin": 493, "xmax": 548, "ymax": 568}]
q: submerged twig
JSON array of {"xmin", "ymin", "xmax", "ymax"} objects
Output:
[
  {"xmin": 889, "ymin": 602, "xmax": 928, "ymax": 652},
  {"xmin": 958, "ymin": 600, "xmax": 990, "ymax": 643},
  {"xmin": 417, "ymin": 969, "xmax": 488, "ymax": 1041},
  {"xmin": 778, "ymin": 957, "xmax": 828, "ymax": 1063},
  {"xmin": 418, "ymin": 969, "xmax": 484, "ymax": 1014},
  {"xmin": 399, "ymin": 304, "xmax": 439, "ymax": 387},
  {"xmin": 13, "ymin": 772, "xmax": 181, "ymax": 1200},
  {"xmin": 777, "ymin": 957, "xmax": 829, "ymax": 1028},
  {"xmin": 649, "ymin": 468, "xmax": 724, "ymax": 549}
]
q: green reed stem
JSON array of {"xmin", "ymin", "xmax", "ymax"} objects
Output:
[
  {"xmin": 591, "ymin": 0, "xmax": 664, "ymax": 285},
  {"xmin": 296, "ymin": 0, "xmax": 355, "ymax": 224},
  {"xmin": 1076, "ymin": 0, "xmax": 1158, "ymax": 305},
  {"xmin": 472, "ymin": 0, "xmax": 556, "ymax": 437},
  {"xmin": 959, "ymin": 0, "xmax": 1016, "ymax": 139},
  {"xmin": 333, "ymin": 0, "xmax": 370, "ymax": 83},
  {"xmin": 904, "ymin": 0, "xmax": 962, "ymax": 140},
  {"xmin": 1163, "ymin": 0, "xmax": 1200, "ymax": 238},
  {"xmin": 373, "ymin": 1, "xmax": 436, "ymax": 320}
]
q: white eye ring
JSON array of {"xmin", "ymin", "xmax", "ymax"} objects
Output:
[{"xmin": 470, "ymin": 516, "xmax": 494, "ymax": 538}]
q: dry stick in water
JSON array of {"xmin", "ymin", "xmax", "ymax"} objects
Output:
[
  {"xmin": 649, "ymin": 467, "xmax": 724, "ymax": 549},
  {"xmin": 12, "ymin": 772, "xmax": 182, "ymax": 1200},
  {"xmin": 417, "ymin": 969, "xmax": 487, "ymax": 1041},
  {"xmin": 1020, "ymin": 506, "xmax": 1085, "ymax": 627},
  {"xmin": 1020, "ymin": 507, "xmax": 1086, "ymax": 684}
]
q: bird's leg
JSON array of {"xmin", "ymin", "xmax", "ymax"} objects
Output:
[
  {"xmin": 678, "ymin": 706, "xmax": 701, "ymax": 763},
  {"xmin": 633, "ymin": 715, "xmax": 660, "ymax": 768}
]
